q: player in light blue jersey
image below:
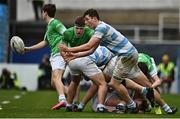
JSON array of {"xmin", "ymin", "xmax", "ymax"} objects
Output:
[
  {"xmin": 77, "ymin": 46, "xmax": 154, "ymax": 113},
  {"xmin": 89, "ymin": 46, "xmax": 114, "ymax": 68},
  {"xmin": 60, "ymin": 9, "xmax": 155, "ymax": 112}
]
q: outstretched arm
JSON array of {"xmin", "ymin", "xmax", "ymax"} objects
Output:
[
  {"xmin": 24, "ymin": 40, "xmax": 48, "ymax": 52},
  {"xmin": 60, "ymin": 37, "xmax": 100, "ymax": 53},
  {"xmin": 74, "ymin": 45, "xmax": 98, "ymax": 58},
  {"xmin": 62, "ymin": 46, "xmax": 98, "ymax": 62}
]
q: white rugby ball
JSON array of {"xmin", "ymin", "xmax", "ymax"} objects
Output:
[{"xmin": 10, "ymin": 36, "xmax": 25, "ymax": 54}]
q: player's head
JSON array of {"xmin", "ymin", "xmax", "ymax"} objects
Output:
[
  {"xmin": 138, "ymin": 62, "xmax": 150, "ymax": 78},
  {"xmin": 83, "ymin": 9, "xmax": 99, "ymax": 29},
  {"xmin": 42, "ymin": 4, "xmax": 56, "ymax": 20},
  {"xmin": 74, "ymin": 16, "xmax": 85, "ymax": 37}
]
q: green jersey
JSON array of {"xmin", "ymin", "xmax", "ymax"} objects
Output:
[
  {"xmin": 138, "ymin": 53, "xmax": 157, "ymax": 77},
  {"xmin": 62, "ymin": 26, "xmax": 94, "ymax": 47},
  {"xmin": 44, "ymin": 18, "xmax": 66, "ymax": 56}
]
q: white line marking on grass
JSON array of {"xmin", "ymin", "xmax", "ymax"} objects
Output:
[
  {"xmin": 0, "ymin": 107, "xmax": 2, "ymax": 110},
  {"xmin": 1, "ymin": 100, "xmax": 10, "ymax": 104},
  {"xmin": 14, "ymin": 95, "xmax": 21, "ymax": 99}
]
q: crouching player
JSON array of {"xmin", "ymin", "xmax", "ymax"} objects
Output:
[
  {"xmin": 137, "ymin": 53, "xmax": 177, "ymax": 114},
  {"xmin": 77, "ymin": 46, "xmax": 154, "ymax": 113}
]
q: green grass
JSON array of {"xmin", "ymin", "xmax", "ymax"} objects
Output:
[{"xmin": 0, "ymin": 89, "xmax": 180, "ymax": 118}]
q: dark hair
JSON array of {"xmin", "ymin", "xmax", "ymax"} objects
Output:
[
  {"xmin": 74, "ymin": 16, "xmax": 85, "ymax": 27},
  {"xmin": 138, "ymin": 62, "xmax": 150, "ymax": 78},
  {"xmin": 42, "ymin": 4, "xmax": 56, "ymax": 17},
  {"xmin": 83, "ymin": 9, "xmax": 99, "ymax": 20}
]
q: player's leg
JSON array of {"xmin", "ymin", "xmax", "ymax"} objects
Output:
[
  {"xmin": 108, "ymin": 52, "xmax": 140, "ymax": 113},
  {"xmin": 87, "ymin": 72, "xmax": 107, "ymax": 112},
  {"xmin": 133, "ymin": 71, "xmax": 177, "ymax": 114},
  {"xmin": 66, "ymin": 75, "xmax": 81, "ymax": 112},
  {"xmin": 79, "ymin": 57, "xmax": 107, "ymax": 112},
  {"xmin": 78, "ymin": 83, "xmax": 98, "ymax": 111},
  {"xmin": 108, "ymin": 78, "xmax": 137, "ymax": 113},
  {"xmin": 50, "ymin": 55, "xmax": 67, "ymax": 110},
  {"xmin": 73, "ymin": 84, "xmax": 80, "ymax": 105},
  {"xmin": 125, "ymin": 78, "xmax": 154, "ymax": 101}
]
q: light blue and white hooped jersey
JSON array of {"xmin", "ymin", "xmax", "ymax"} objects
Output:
[
  {"xmin": 89, "ymin": 46, "xmax": 114, "ymax": 67},
  {"xmin": 93, "ymin": 22, "xmax": 136, "ymax": 56}
]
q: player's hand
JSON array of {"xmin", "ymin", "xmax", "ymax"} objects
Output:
[
  {"xmin": 59, "ymin": 44, "xmax": 69, "ymax": 52},
  {"xmin": 60, "ymin": 50, "xmax": 66, "ymax": 58},
  {"xmin": 65, "ymin": 52, "xmax": 76, "ymax": 63},
  {"xmin": 24, "ymin": 47, "xmax": 30, "ymax": 52},
  {"xmin": 61, "ymin": 51, "xmax": 76, "ymax": 63}
]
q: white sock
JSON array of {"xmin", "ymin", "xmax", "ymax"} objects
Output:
[
  {"xmin": 127, "ymin": 100, "xmax": 136, "ymax": 109},
  {"xmin": 78, "ymin": 102, "xmax": 85, "ymax": 109},
  {"xmin": 58, "ymin": 95, "xmax": 66, "ymax": 102},
  {"xmin": 162, "ymin": 104, "xmax": 172, "ymax": 112},
  {"xmin": 97, "ymin": 103, "xmax": 105, "ymax": 108},
  {"xmin": 141, "ymin": 87, "xmax": 147, "ymax": 96},
  {"xmin": 117, "ymin": 103, "xmax": 125, "ymax": 107},
  {"xmin": 67, "ymin": 103, "xmax": 72, "ymax": 107}
]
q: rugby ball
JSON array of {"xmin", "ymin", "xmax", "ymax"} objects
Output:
[{"xmin": 10, "ymin": 36, "xmax": 25, "ymax": 54}]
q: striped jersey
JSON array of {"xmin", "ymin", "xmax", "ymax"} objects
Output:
[
  {"xmin": 89, "ymin": 46, "xmax": 114, "ymax": 67},
  {"xmin": 93, "ymin": 21, "xmax": 136, "ymax": 56}
]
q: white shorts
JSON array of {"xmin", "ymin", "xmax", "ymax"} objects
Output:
[
  {"xmin": 103, "ymin": 56, "xmax": 117, "ymax": 78},
  {"xmin": 49, "ymin": 53, "xmax": 66, "ymax": 71},
  {"xmin": 113, "ymin": 50, "xmax": 141, "ymax": 82},
  {"xmin": 68, "ymin": 57, "xmax": 102, "ymax": 77}
]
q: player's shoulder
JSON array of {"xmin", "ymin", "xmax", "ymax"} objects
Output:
[
  {"xmin": 64, "ymin": 27, "xmax": 74, "ymax": 34},
  {"xmin": 139, "ymin": 53, "xmax": 150, "ymax": 57},
  {"xmin": 51, "ymin": 18, "xmax": 64, "ymax": 25},
  {"xmin": 95, "ymin": 22, "xmax": 109, "ymax": 32},
  {"xmin": 97, "ymin": 22, "xmax": 107, "ymax": 28},
  {"xmin": 84, "ymin": 26, "xmax": 94, "ymax": 34}
]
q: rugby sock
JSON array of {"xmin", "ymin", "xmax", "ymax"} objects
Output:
[
  {"xmin": 162, "ymin": 104, "xmax": 172, "ymax": 113},
  {"xmin": 117, "ymin": 103, "xmax": 125, "ymax": 107},
  {"xmin": 127, "ymin": 100, "xmax": 136, "ymax": 109},
  {"xmin": 117, "ymin": 103, "xmax": 126, "ymax": 111},
  {"xmin": 141, "ymin": 87, "xmax": 148, "ymax": 96},
  {"xmin": 67, "ymin": 103, "xmax": 72, "ymax": 107},
  {"xmin": 58, "ymin": 95, "xmax": 66, "ymax": 102},
  {"xmin": 78, "ymin": 102, "xmax": 85, "ymax": 109},
  {"xmin": 97, "ymin": 103, "xmax": 105, "ymax": 108}
]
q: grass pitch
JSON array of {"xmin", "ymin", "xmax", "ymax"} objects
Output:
[{"xmin": 0, "ymin": 89, "xmax": 180, "ymax": 118}]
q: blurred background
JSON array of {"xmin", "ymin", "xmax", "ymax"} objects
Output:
[{"xmin": 0, "ymin": 0, "xmax": 180, "ymax": 93}]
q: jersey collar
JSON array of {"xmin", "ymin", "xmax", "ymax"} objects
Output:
[{"xmin": 48, "ymin": 18, "xmax": 54, "ymax": 25}]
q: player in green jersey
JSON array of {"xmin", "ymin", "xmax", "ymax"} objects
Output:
[
  {"xmin": 137, "ymin": 53, "xmax": 177, "ymax": 114},
  {"xmin": 24, "ymin": 4, "xmax": 67, "ymax": 110},
  {"xmin": 138, "ymin": 53, "xmax": 161, "ymax": 88},
  {"xmin": 62, "ymin": 17, "xmax": 94, "ymax": 47},
  {"xmin": 60, "ymin": 16, "xmax": 108, "ymax": 112}
]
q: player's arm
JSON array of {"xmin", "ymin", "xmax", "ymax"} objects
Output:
[
  {"xmin": 74, "ymin": 45, "xmax": 98, "ymax": 58},
  {"xmin": 24, "ymin": 40, "xmax": 48, "ymax": 52},
  {"xmin": 60, "ymin": 36, "xmax": 100, "ymax": 53},
  {"xmin": 62, "ymin": 45, "xmax": 99, "ymax": 62},
  {"xmin": 151, "ymin": 75, "xmax": 162, "ymax": 88},
  {"xmin": 56, "ymin": 23, "xmax": 66, "ymax": 35}
]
